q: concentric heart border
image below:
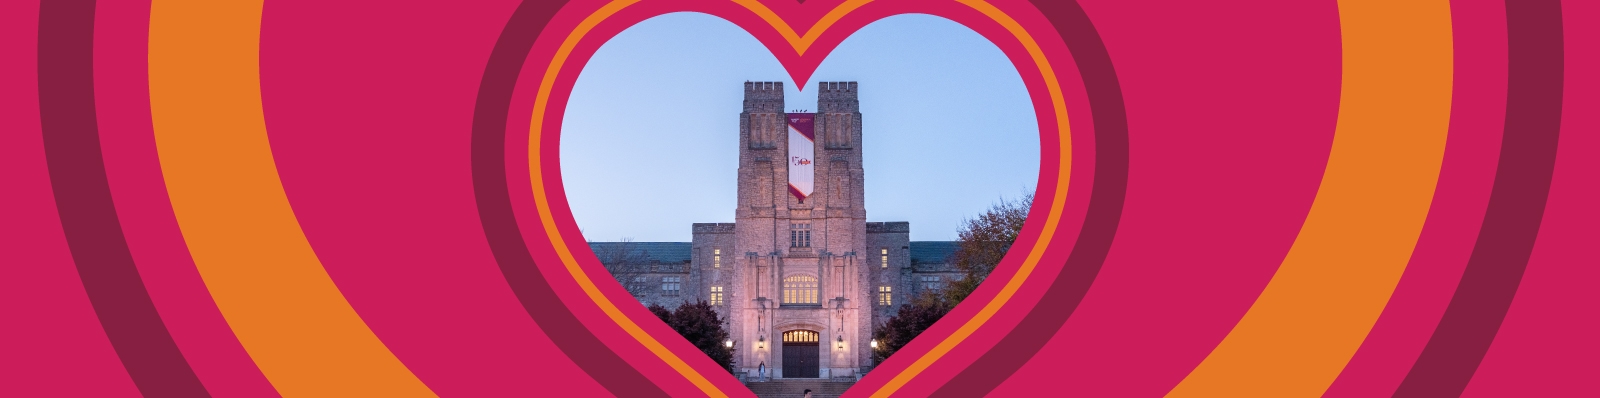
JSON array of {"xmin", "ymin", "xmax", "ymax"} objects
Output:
[{"xmin": 2, "ymin": 0, "xmax": 1593, "ymax": 397}]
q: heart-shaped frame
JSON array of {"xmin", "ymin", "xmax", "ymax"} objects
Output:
[
  {"xmin": 13, "ymin": 0, "xmax": 1583, "ymax": 397},
  {"xmin": 489, "ymin": 1, "xmax": 1106, "ymax": 396}
]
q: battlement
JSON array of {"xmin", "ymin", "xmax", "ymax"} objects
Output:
[
  {"xmin": 817, "ymin": 81, "xmax": 859, "ymax": 113},
  {"xmin": 817, "ymin": 81, "xmax": 858, "ymax": 96},
  {"xmin": 743, "ymin": 81, "xmax": 784, "ymax": 113},
  {"xmin": 744, "ymin": 81, "xmax": 784, "ymax": 99},
  {"xmin": 865, "ymin": 221, "xmax": 910, "ymax": 233},
  {"xmin": 692, "ymin": 223, "xmax": 736, "ymax": 234}
]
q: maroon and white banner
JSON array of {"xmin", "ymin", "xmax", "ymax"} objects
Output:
[{"xmin": 787, "ymin": 113, "xmax": 814, "ymax": 201}]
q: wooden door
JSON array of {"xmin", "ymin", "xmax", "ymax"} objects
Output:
[{"xmin": 782, "ymin": 330, "xmax": 820, "ymax": 378}]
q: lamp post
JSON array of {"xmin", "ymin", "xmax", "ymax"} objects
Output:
[
  {"xmin": 870, "ymin": 339, "xmax": 879, "ymax": 349},
  {"xmin": 723, "ymin": 338, "xmax": 736, "ymax": 374}
]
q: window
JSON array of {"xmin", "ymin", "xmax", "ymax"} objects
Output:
[
  {"xmin": 783, "ymin": 275, "xmax": 819, "ymax": 305},
  {"xmin": 630, "ymin": 276, "xmax": 648, "ymax": 294},
  {"xmin": 713, "ymin": 249, "xmax": 721, "ymax": 268},
  {"xmin": 877, "ymin": 286, "xmax": 893, "ymax": 306},
  {"xmin": 921, "ymin": 276, "xmax": 943, "ymax": 291},
  {"xmin": 881, "ymin": 248, "xmax": 888, "ymax": 268},
  {"xmin": 710, "ymin": 286, "xmax": 724, "ymax": 305},
  {"xmin": 790, "ymin": 223, "xmax": 811, "ymax": 248},
  {"xmin": 783, "ymin": 330, "xmax": 818, "ymax": 343},
  {"xmin": 662, "ymin": 276, "xmax": 681, "ymax": 297}
]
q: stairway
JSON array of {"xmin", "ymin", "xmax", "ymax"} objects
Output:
[{"xmin": 745, "ymin": 379, "xmax": 857, "ymax": 398}]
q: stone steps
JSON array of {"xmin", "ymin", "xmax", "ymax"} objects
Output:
[{"xmin": 745, "ymin": 379, "xmax": 857, "ymax": 398}]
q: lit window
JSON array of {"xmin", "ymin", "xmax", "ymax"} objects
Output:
[
  {"xmin": 877, "ymin": 286, "xmax": 892, "ymax": 306},
  {"xmin": 710, "ymin": 286, "xmax": 724, "ymax": 305},
  {"xmin": 783, "ymin": 275, "xmax": 819, "ymax": 305},
  {"xmin": 713, "ymin": 249, "xmax": 721, "ymax": 268},
  {"xmin": 789, "ymin": 223, "xmax": 811, "ymax": 248},
  {"xmin": 783, "ymin": 330, "xmax": 818, "ymax": 343},
  {"xmin": 881, "ymin": 248, "xmax": 888, "ymax": 268},
  {"xmin": 921, "ymin": 276, "xmax": 943, "ymax": 291},
  {"xmin": 662, "ymin": 276, "xmax": 681, "ymax": 297}
]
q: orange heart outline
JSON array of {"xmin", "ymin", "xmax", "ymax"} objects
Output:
[{"xmin": 510, "ymin": 1, "xmax": 1085, "ymax": 396}]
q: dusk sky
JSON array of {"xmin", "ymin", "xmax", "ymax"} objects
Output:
[{"xmin": 561, "ymin": 12, "xmax": 1039, "ymax": 242}]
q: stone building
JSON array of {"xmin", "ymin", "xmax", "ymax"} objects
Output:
[{"xmin": 591, "ymin": 82, "xmax": 964, "ymax": 380}]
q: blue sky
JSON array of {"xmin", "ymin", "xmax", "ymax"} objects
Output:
[{"xmin": 561, "ymin": 13, "xmax": 1038, "ymax": 242}]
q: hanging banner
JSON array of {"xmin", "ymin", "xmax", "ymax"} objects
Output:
[{"xmin": 787, "ymin": 113, "xmax": 815, "ymax": 201}]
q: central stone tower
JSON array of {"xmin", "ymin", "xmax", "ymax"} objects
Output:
[{"xmin": 727, "ymin": 81, "xmax": 870, "ymax": 379}]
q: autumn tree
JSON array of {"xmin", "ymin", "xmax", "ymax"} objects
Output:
[
  {"xmin": 944, "ymin": 191, "xmax": 1033, "ymax": 304},
  {"xmin": 871, "ymin": 190, "xmax": 1034, "ymax": 365}
]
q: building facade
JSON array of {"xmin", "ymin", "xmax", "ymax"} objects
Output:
[{"xmin": 592, "ymin": 82, "xmax": 963, "ymax": 380}]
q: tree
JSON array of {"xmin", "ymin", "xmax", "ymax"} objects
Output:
[
  {"xmin": 669, "ymin": 301, "xmax": 736, "ymax": 372},
  {"xmin": 594, "ymin": 238, "xmax": 652, "ymax": 296},
  {"xmin": 648, "ymin": 301, "xmax": 735, "ymax": 373},
  {"xmin": 944, "ymin": 191, "xmax": 1033, "ymax": 304},
  {"xmin": 870, "ymin": 190, "xmax": 1034, "ymax": 366},
  {"xmin": 646, "ymin": 303, "xmax": 673, "ymax": 324},
  {"xmin": 871, "ymin": 292, "xmax": 951, "ymax": 364}
]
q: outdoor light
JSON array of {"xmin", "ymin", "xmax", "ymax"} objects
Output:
[
  {"xmin": 724, "ymin": 339, "xmax": 734, "ymax": 348},
  {"xmin": 837, "ymin": 335, "xmax": 845, "ymax": 349},
  {"xmin": 870, "ymin": 339, "xmax": 879, "ymax": 349},
  {"xmin": 758, "ymin": 335, "xmax": 766, "ymax": 349}
]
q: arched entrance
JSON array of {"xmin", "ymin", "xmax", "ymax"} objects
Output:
[{"xmin": 782, "ymin": 330, "xmax": 819, "ymax": 378}]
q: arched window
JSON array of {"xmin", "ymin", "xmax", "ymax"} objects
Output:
[
  {"xmin": 783, "ymin": 330, "xmax": 819, "ymax": 343},
  {"xmin": 782, "ymin": 275, "xmax": 819, "ymax": 305}
]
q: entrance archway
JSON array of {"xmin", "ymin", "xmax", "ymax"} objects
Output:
[{"xmin": 782, "ymin": 330, "xmax": 819, "ymax": 378}]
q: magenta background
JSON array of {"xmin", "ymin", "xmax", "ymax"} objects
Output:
[
  {"xmin": 1323, "ymin": 0, "xmax": 1507, "ymax": 396},
  {"xmin": 94, "ymin": 2, "xmax": 279, "ymax": 396},
  {"xmin": 1461, "ymin": 1, "xmax": 1598, "ymax": 395},
  {"xmin": 992, "ymin": 1, "xmax": 1342, "ymax": 395},
  {"xmin": 0, "ymin": 1, "xmax": 142, "ymax": 396},
  {"xmin": 257, "ymin": 1, "xmax": 611, "ymax": 396},
  {"xmin": 1, "ymin": 0, "xmax": 1594, "ymax": 396}
]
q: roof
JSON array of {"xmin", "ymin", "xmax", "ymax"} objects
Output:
[
  {"xmin": 586, "ymin": 241, "xmax": 962, "ymax": 265},
  {"xmin": 909, "ymin": 241, "xmax": 959, "ymax": 265},
  {"xmin": 587, "ymin": 242, "xmax": 692, "ymax": 264}
]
